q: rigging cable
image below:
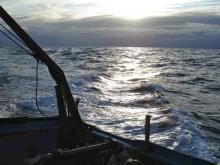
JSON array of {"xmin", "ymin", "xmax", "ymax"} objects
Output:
[
  {"xmin": 0, "ymin": 23, "xmax": 27, "ymax": 46},
  {"xmin": 0, "ymin": 23, "xmax": 47, "ymax": 116},
  {"xmin": 0, "ymin": 25, "xmax": 32, "ymax": 55}
]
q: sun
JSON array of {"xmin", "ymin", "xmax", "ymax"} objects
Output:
[{"xmin": 101, "ymin": 0, "xmax": 167, "ymax": 19}]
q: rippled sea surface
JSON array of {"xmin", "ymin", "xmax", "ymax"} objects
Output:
[{"xmin": 0, "ymin": 47, "xmax": 219, "ymax": 163}]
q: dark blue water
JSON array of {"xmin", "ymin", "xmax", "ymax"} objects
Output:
[{"xmin": 0, "ymin": 47, "xmax": 219, "ymax": 163}]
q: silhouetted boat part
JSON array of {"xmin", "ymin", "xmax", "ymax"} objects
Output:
[{"xmin": 0, "ymin": 6, "xmax": 216, "ymax": 165}]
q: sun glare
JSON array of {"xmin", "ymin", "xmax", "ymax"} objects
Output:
[{"xmin": 101, "ymin": 0, "xmax": 170, "ymax": 19}]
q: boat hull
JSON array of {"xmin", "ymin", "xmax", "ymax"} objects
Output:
[{"xmin": 0, "ymin": 117, "xmax": 215, "ymax": 165}]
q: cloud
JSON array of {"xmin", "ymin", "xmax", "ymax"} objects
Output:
[
  {"xmin": 1, "ymin": 8, "xmax": 220, "ymax": 48},
  {"xmin": 2, "ymin": 0, "xmax": 220, "ymax": 21}
]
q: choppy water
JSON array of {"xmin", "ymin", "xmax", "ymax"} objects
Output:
[{"xmin": 0, "ymin": 47, "xmax": 220, "ymax": 163}]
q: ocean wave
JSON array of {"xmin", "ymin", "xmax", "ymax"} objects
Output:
[
  {"xmin": 160, "ymin": 72, "xmax": 186, "ymax": 77},
  {"xmin": 182, "ymin": 58, "xmax": 197, "ymax": 63},
  {"xmin": 165, "ymin": 89, "xmax": 191, "ymax": 96},
  {"xmin": 179, "ymin": 77, "xmax": 215, "ymax": 85},
  {"xmin": 200, "ymin": 125, "xmax": 220, "ymax": 135},
  {"xmin": 130, "ymin": 96, "xmax": 169, "ymax": 107},
  {"xmin": 191, "ymin": 77, "xmax": 215, "ymax": 83},
  {"xmin": 151, "ymin": 108, "xmax": 219, "ymax": 163},
  {"xmin": 15, "ymin": 96, "xmax": 57, "ymax": 116},
  {"xmin": 0, "ymin": 104, "xmax": 17, "ymax": 117},
  {"xmin": 128, "ymin": 84, "xmax": 164, "ymax": 93},
  {"xmin": 150, "ymin": 63, "xmax": 168, "ymax": 68},
  {"xmin": 205, "ymin": 84, "xmax": 220, "ymax": 92},
  {"xmin": 191, "ymin": 112, "xmax": 203, "ymax": 120}
]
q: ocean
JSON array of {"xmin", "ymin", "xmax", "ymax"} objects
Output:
[{"xmin": 0, "ymin": 46, "xmax": 219, "ymax": 163}]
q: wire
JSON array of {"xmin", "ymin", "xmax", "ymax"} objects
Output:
[
  {"xmin": 35, "ymin": 59, "xmax": 48, "ymax": 116},
  {"xmin": 0, "ymin": 28, "xmax": 32, "ymax": 55},
  {"xmin": 0, "ymin": 23, "xmax": 27, "ymax": 46}
]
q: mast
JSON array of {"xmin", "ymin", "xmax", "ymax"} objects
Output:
[{"xmin": 0, "ymin": 5, "xmax": 89, "ymax": 147}]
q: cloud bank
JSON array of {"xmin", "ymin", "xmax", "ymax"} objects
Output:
[
  {"xmin": 1, "ymin": 1, "xmax": 220, "ymax": 48},
  {"xmin": 2, "ymin": 12, "xmax": 217, "ymax": 48}
]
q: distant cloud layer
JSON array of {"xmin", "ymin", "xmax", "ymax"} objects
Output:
[{"xmin": 1, "ymin": 1, "xmax": 220, "ymax": 48}]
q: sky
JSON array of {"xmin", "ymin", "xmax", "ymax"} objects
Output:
[{"xmin": 1, "ymin": 0, "xmax": 220, "ymax": 48}]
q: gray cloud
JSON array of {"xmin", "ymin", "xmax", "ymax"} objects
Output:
[{"xmin": 1, "ymin": 12, "xmax": 220, "ymax": 48}]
